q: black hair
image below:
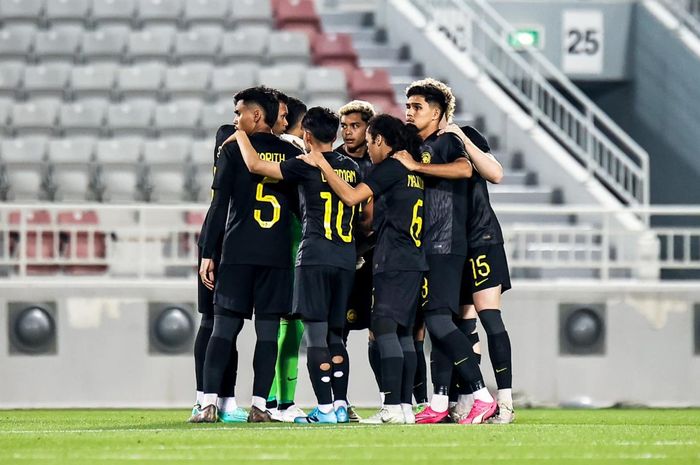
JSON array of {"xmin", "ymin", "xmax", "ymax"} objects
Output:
[
  {"xmin": 367, "ymin": 114, "xmax": 423, "ymax": 160},
  {"xmin": 233, "ymin": 86, "xmax": 279, "ymax": 128},
  {"xmin": 301, "ymin": 106, "xmax": 339, "ymax": 144},
  {"xmin": 273, "ymin": 89, "xmax": 289, "ymax": 104},
  {"xmin": 406, "ymin": 85, "xmax": 447, "ymax": 118},
  {"xmin": 285, "ymin": 97, "xmax": 307, "ymax": 129}
]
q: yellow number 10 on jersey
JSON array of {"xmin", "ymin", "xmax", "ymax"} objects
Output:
[{"xmin": 320, "ymin": 192, "xmax": 355, "ymax": 243}]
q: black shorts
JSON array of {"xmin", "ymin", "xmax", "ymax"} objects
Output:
[
  {"xmin": 459, "ymin": 243, "xmax": 512, "ymax": 306},
  {"xmin": 197, "ymin": 246, "xmax": 220, "ymax": 315},
  {"xmin": 213, "ymin": 264, "xmax": 292, "ymax": 319},
  {"xmin": 344, "ymin": 258, "xmax": 373, "ymax": 331},
  {"xmin": 293, "ymin": 265, "xmax": 355, "ymax": 329},
  {"xmin": 372, "ymin": 271, "xmax": 422, "ymax": 328},
  {"xmin": 424, "ymin": 254, "xmax": 465, "ymax": 315}
]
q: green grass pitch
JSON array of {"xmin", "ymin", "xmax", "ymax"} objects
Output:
[{"xmin": 1, "ymin": 409, "xmax": 699, "ymax": 464}]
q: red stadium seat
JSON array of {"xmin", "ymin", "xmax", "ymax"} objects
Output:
[
  {"xmin": 57, "ymin": 210, "xmax": 107, "ymax": 275},
  {"xmin": 313, "ymin": 33, "xmax": 358, "ymax": 76},
  {"xmin": 349, "ymin": 68, "xmax": 396, "ymax": 110},
  {"xmin": 275, "ymin": 0, "xmax": 322, "ymax": 40},
  {"xmin": 9, "ymin": 210, "xmax": 59, "ymax": 275}
]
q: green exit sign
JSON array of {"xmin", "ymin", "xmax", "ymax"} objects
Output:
[{"xmin": 508, "ymin": 27, "xmax": 543, "ymax": 50}]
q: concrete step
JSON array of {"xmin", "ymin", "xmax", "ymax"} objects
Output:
[
  {"xmin": 359, "ymin": 59, "xmax": 416, "ymax": 76},
  {"xmin": 489, "ymin": 185, "xmax": 554, "ymax": 204},
  {"xmin": 354, "ymin": 43, "xmax": 403, "ymax": 60},
  {"xmin": 320, "ymin": 11, "xmax": 374, "ymax": 28},
  {"xmin": 496, "ymin": 212, "xmax": 578, "ymax": 225},
  {"xmin": 321, "ymin": 27, "xmax": 379, "ymax": 45}
]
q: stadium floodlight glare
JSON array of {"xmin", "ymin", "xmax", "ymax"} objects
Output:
[
  {"xmin": 148, "ymin": 304, "xmax": 195, "ymax": 355},
  {"xmin": 507, "ymin": 27, "xmax": 543, "ymax": 50},
  {"xmin": 559, "ymin": 304, "xmax": 606, "ymax": 355},
  {"xmin": 9, "ymin": 304, "xmax": 57, "ymax": 355}
]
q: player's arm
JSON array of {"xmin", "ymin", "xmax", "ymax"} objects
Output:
[
  {"xmin": 234, "ymin": 130, "xmax": 284, "ymax": 180},
  {"xmin": 441, "ymin": 123, "xmax": 502, "ymax": 183},
  {"xmin": 301, "ymin": 151, "xmax": 372, "ymax": 207},
  {"xmin": 359, "ymin": 197, "xmax": 373, "ymax": 233},
  {"xmin": 392, "ymin": 150, "xmax": 472, "ymax": 179}
]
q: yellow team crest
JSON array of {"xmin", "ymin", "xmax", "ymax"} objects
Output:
[
  {"xmin": 421, "ymin": 151, "xmax": 431, "ymax": 164},
  {"xmin": 346, "ymin": 309, "xmax": 357, "ymax": 323}
]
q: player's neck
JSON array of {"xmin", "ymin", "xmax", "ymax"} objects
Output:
[
  {"xmin": 344, "ymin": 143, "xmax": 367, "ymax": 159},
  {"xmin": 311, "ymin": 143, "xmax": 333, "ymax": 153},
  {"xmin": 419, "ymin": 123, "xmax": 439, "ymax": 141},
  {"xmin": 251, "ymin": 123, "xmax": 273, "ymax": 134}
]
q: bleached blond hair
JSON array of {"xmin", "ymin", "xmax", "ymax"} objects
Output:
[
  {"xmin": 338, "ymin": 100, "xmax": 376, "ymax": 122},
  {"xmin": 405, "ymin": 78, "xmax": 456, "ymax": 122}
]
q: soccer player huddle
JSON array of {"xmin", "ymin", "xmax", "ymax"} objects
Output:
[{"xmin": 189, "ymin": 78, "xmax": 514, "ymax": 426}]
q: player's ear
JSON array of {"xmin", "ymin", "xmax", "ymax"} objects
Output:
[{"xmin": 374, "ymin": 134, "xmax": 383, "ymax": 147}]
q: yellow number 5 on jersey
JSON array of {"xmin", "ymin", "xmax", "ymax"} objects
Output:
[{"xmin": 254, "ymin": 179, "xmax": 281, "ymax": 229}]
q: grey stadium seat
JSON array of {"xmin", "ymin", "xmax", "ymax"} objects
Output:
[
  {"xmin": 0, "ymin": 0, "xmax": 44, "ymax": 24},
  {"xmin": 261, "ymin": 65, "xmax": 305, "ymax": 96},
  {"xmin": 59, "ymin": 99, "xmax": 108, "ymax": 136},
  {"xmin": 1, "ymin": 136, "xmax": 49, "ymax": 201},
  {"xmin": 95, "ymin": 137, "xmax": 143, "ymax": 164},
  {"xmin": 95, "ymin": 137, "xmax": 144, "ymax": 201},
  {"xmin": 154, "ymin": 99, "xmax": 203, "ymax": 135},
  {"xmin": 34, "ymin": 26, "xmax": 82, "ymax": 62},
  {"xmin": 47, "ymin": 137, "xmax": 97, "ymax": 201},
  {"xmin": 268, "ymin": 31, "xmax": 310, "ymax": 65},
  {"xmin": 184, "ymin": 0, "xmax": 230, "ymax": 26},
  {"xmin": 91, "ymin": 0, "xmax": 136, "ymax": 26},
  {"xmin": 231, "ymin": 0, "xmax": 272, "ymax": 27},
  {"xmin": 306, "ymin": 97, "xmax": 346, "ymax": 113},
  {"xmin": 107, "ymin": 99, "xmax": 156, "ymax": 136},
  {"xmin": 1, "ymin": 136, "xmax": 48, "ymax": 164},
  {"xmin": 0, "ymin": 25, "xmax": 36, "ymax": 61},
  {"xmin": 126, "ymin": 26, "xmax": 175, "ymax": 62},
  {"xmin": 44, "ymin": 0, "xmax": 91, "ymax": 26},
  {"xmin": 190, "ymin": 137, "xmax": 214, "ymax": 201},
  {"xmin": 164, "ymin": 63, "xmax": 212, "ymax": 98},
  {"xmin": 220, "ymin": 28, "xmax": 268, "ymax": 64},
  {"xmin": 0, "ymin": 97, "xmax": 11, "ymax": 127},
  {"xmin": 143, "ymin": 137, "xmax": 191, "ymax": 164},
  {"xmin": 136, "ymin": 0, "xmax": 183, "ymax": 25},
  {"xmin": 81, "ymin": 26, "xmax": 129, "ymax": 63},
  {"xmin": 174, "ymin": 26, "xmax": 222, "ymax": 63},
  {"xmin": 117, "ymin": 63, "xmax": 165, "ymax": 98},
  {"xmin": 0, "ymin": 62, "xmax": 25, "ymax": 98},
  {"xmin": 201, "ymin": 99, "xmax": 234, "ymax": 133},
  {"xmin": 210, "ymin": 63, "xmax": 258, "ymax": 99},
  {"xmin": 305, "ymin": 67, "xmax": 347, "ymax": 100},
  {"xmin": 11, "ymin": 99, "xmax": 61, "ymax": 136},
  {"xmin": 23, "ymin": 63, "xmax": 71, "ymax": 98},
  {"xmin": 70, "ymin": 63, "xmax": 118, "ymax": 99},
  {"xmin": 48, "ymin": 137, "xmax": 96, "ymax": 164}
]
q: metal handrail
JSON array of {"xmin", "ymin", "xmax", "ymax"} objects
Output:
[
  {"xmin": 656, "ymin": 0, "xmax": 700, "ymax": 37},
  {"xmin": 409, "ymin": 0, "xmax": 650, "ymax": 208}
]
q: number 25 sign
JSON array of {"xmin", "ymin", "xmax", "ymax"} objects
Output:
[{"xmin": 562, "ymin": 10, "xmax": 604, "ymax": 75}]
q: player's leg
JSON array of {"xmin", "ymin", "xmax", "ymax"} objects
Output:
[
  {"xmin": 413, "ymin": 277, "xmax": 429, "ymax": 410},
  {"xmin": 294, "ymin": 320, "xmax": 337, "ymax": 424},
  {"xmin": 248, "ymin": 315, "xmax": 280, "ymax": 422},
  {"xmin": 217, "ymin": 333, "xmax": 247, "ymax": 423},
  {"xmin": 273, "ymin": 317, "xmax": 306, "ymax": 422},
  {"xmin": 449, "ymin": 305, "xmax": 480, "ymax": 422},
  {"xmin": 192, "ymin": 313, "xmax": 213, "ymax": 413},
  {"xmin": 398, "ymin": 324, "xmax": 417, "ymax": 423},
  {"xmin": 327, "ymin": 268, "xmax": 354, "ymax": 423}
]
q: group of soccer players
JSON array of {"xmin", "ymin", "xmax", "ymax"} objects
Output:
[{"xmin": 189, "ymin": 77, "xmax": 514, "ymax": 425}]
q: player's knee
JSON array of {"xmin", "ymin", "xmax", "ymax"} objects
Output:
[{"xmin": 320, "ymin": 362, "xmax": 331, "ymax": 371}]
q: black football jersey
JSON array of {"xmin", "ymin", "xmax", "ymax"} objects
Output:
[{"xmin": 280, "ymin": 151, "xmax": 361, "ymax": 271}]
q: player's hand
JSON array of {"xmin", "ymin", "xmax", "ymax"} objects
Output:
[
  {"xmin": 392, "ymin": 150, "xmax": 420, "ymax": 171},
  {"xmin": 199, "ymin": 258, "xmax": 215, "ymax": 290},
  {"xmin": 300, "ymin": 150, "xmax": 324, "ymax": 167},
  {"xmin": 438, "ymin": 122, "xmax": 461, "ymax": 136}
]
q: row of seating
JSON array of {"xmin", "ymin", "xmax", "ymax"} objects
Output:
[
  {"xmin": 0, "ymin": 25, "xmax": 309, "ymax": 65},
  {"xmin": 0, "ymin": 62, "xmax": 347, "ymax": 101},
  {"xmin": 0, "ymin": 0, "xmax": 272, "ymax": 27}
]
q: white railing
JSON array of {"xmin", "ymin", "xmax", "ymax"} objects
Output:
[
  {"xmin": 657, "ymin": 0, "xmax": 700, "ymax": 37},
  {"xmin": 408, "ymin": 0, "xmax": 650, "ymax": 208},
  {"xmin": 2, "ymin": 203, "xmax": 700, "ymax": 281}
]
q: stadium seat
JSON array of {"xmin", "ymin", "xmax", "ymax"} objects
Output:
[
  {"xmin": 144, "ymin": 165, "xmax": 189, "ymax": 202},
  {"xmin": 23, "ymin": 63, "xmax": 71, "ymax": 98},
  {"xmin": 164, "ymin": 64, "xmax": 212, "ymax": 99},
  {"xmin": 0, "ymin": 0, "xmax": 44, "ymax": 24},
  {"xmin": 274, "ymin": 0, "xmax": 322, "ymax": 40},
  {"xmin": 209, "ymin": 63, "xmax": 258, "ymax": 98},
  {"xmin": 48, "ymin": 137, "xmax": 96, "ymax": 164},
  {"xmin": 117, "ymin": 63, "xmax": 165, "ymax": 98},
  {"xmin": 70, "ymin": 64, "xmax": 118, "ymax": 99},
  {"xmin": 231, "ymin": 0, "xmax": 272, "ymax": 28},
  {"xmin": 190, "ymin": 137, "xmax": 214, "ymax": 201},
  {"xmin": 305, "ymin": 67, "xmax": 347, "ymax": 100},
  {"xmin": 306, "ymin": 97, "xmax": 345, "ymax": 113},
  {"xmin": 0, "ymin": 25, "xmax": 36, "ymax": 61},
  {"xmin": 136, "ymin": 0, "xmax": 184, "ymax": 25},
  {"xmin": 59, "ymin": 99, "xmax": 108, "ymax": 136},
  {"xmin": 349, "ymin": 68, "xmax": 395, "ymax": 108},
  {"xmin": 268, "ymin": 30, "xmax": 311, "ymax": 65},
  {"xmin": 155, "ymin": 99, "xmax": 203, "ymax": 135},
  {"xmin": 313, "ymin": 33, "xmax": 358, "ymax": 77},
  {"xmin": 95, "ymin": 137, "xmax": 143, "ymax": 164},
  {"xmin": 8, "ymin": 210, "xmax": 59, "ymax": 275},
  {"xmin": 0, "ymin": 97, "xmax": 11, "ymax": 127},
  {"xmin": 0, "ymin": 62, "xmax": 24, "ymax": 98},
  {"xmin": 57, "ymin": 210, "xmax": 108, "ymax": 274},
  {"xmin": 220, "ymin": 28, "xmax": 268, "ymax": 64},
  {"xmin": 107, "ymin": 99, "xmax": 156, "ymax": 136},
  {"xmin": 201, "ymin": 99, "xmax": 234, "ymax": 133},
  {"xmin": 1, "ymin": 136, "xmax": 48, "ymax": 200},
  {"xmin": 184, "ymin": 0, "xmax": 230, "ymax": 26},
  {"xmin": 34, "ymin": 26, "xmax": 82, "ymax": 62},
  {"xmin": 94, "ymin": 136, "xmax": 145, "ymax": 198},
  {"xmin": 91, "ymin": 0, "xmax": 137, "ymax": 26},
  {"xmin": 174, "ymin": 26, "xmax": 222, "ymax": 63},
  {"xmin": 143, "ymin": 137, "xmax": 191, "ymax": 165},
  {"xmin": 11, "ymin": 99, "xmax": 61, "ymax": 136},
  {"xmin": 260, "ymin": 65, "xmax": 305, "ymax": 96},
  {"xmin": 1, "ymin": 136, "xmax": 48, "ymax": 164},
  {"xmin": 45, "ymin": 0, "xmax": 91, "ymax": 26},
  {"xmin": 81, "ymin": 26, "xmax": 129, "ymax": 63},
  {"xmin": 126, "ymin": 26, "xmax": 176, "ymax": 62},
  {"xmin": 46, "ymin": 137, "xmax": 96, "ymax": 202}
]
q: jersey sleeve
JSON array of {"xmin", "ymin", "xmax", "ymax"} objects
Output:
[
  {"xmin": 280, "ymin": 157, "xmax": 311, "ymax": 183},
  {"xmin": 461, "ymin": 126, "xmax": 491, "ymax": 153},
  {"xmin": 442, "ymin": 133, "xmax": 468, "ymax": 163},
  {"xmin": 200, "ymin": 144, "xmax": 237, "ymax": 258},
  {"xmin": 364, "ymin": 159, "xmax": 403, "ymax": 197}
]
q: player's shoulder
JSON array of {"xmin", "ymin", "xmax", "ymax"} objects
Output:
[
  {"xmin": 215, "ymin": 124, "xmax": 236, "ymax": 146},
  {"xmin": 437, "ymin": 131, "xmax": 465, "ymax": 150},
  {"xmin": 460, "ymin": 125, "xmax": 490, "ymax": 152},
  {"xmin": 330, "ymin": 150, "xmax": 361, "ymax": 172}
]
